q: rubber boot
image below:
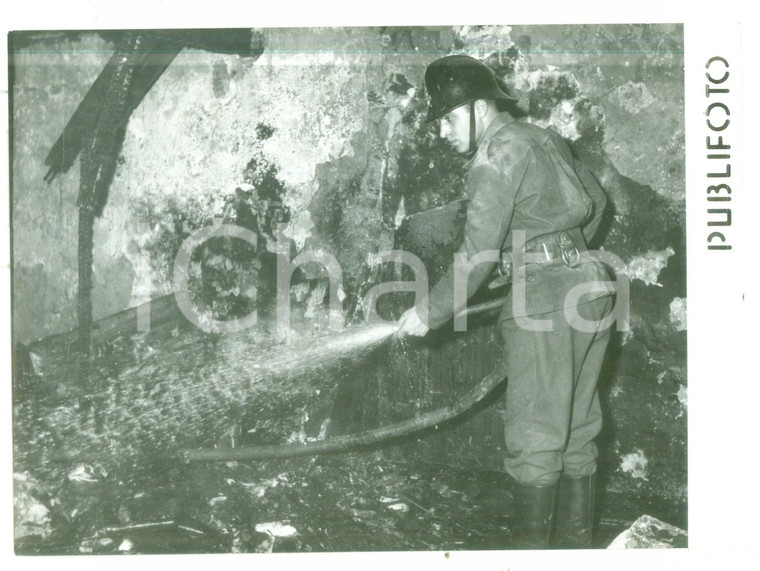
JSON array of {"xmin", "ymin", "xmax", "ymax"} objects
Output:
[
  {"xmin": 510, "ymin": 482, "xmax": 557, "ymax": 549},
  {"xmin": 554, "ymin": 473, "xmax": 595, "ymax": 549}
]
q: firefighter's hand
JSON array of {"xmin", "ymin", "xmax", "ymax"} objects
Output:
[{"xmin": 396, "ymin": 307, "xmax": 430, "ymax": 337}]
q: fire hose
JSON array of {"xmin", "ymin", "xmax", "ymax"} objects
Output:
[{"xmin": 182, "ymin": 297, "xmax": 507, "ymax": 463}]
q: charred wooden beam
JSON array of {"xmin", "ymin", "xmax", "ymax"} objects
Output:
[{"xmin": 39, "ymin": 30, "xmax": 266, "ymax": 398}]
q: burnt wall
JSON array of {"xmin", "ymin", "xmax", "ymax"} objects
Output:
[{"xmin": 11, "ymin": 24, "xmax": 686, "ymax": 510}]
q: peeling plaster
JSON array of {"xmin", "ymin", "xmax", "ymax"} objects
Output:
[
  {"xmin": 533, "ymin": 99, "xmax": 582, "ymax": 141},
  {"xmin": 282, "ymin": 210, "xmax": 315, "ymax": 251},
  {"xmin": 610, "ymin": 81, "xmax": 656, "ymax": 115},
  {"xmin": 626, "ymin": 247, "xmax": 675, "ymax": 287},
  {"xmin": 515, "ymin": 69, "xmax": 592, "ymax": 141},
  {"xmin": 669, "ymin": 297, "xmax": 687, "ymax": 332},
  {"xmin": 620, "ymin": 449, "xmax": 649, "ymax": 480},
  {"xmin": 394, "ymin": 196, "xmax": 407, "ymax": 228},
  {"xmin": 452, "ymin": 25, "xmax": 515, "ymax": 59},
  {"xmin": 304, "ymin": 280, "xmax": 328, "ymax": 318},
  {"xmin": 677, "ymin": 385, "xmax": 687, "ymax": 409}
]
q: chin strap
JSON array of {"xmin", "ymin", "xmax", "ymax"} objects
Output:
[{"xmin": 469, "ymin": 100, "xmax": 476, "ymax": 156}]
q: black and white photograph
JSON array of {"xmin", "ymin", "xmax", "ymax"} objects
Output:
[{"xmin": 3, "ymin": 3, "xmax": 757, "ymax": 568}]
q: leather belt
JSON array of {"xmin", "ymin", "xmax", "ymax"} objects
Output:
[{"xmin": 488, "ymin": 227, "xmax": 586, "ymax": 289}]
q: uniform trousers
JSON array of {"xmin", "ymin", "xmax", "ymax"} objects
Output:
[{"xmin": 500, "ymin": 294, "xmax": 613, "ymax": 486}]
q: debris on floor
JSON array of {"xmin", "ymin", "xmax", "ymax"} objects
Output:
[
  {"xmin": 607, "ymin": 514, "xmax": 688, "ymax": 549},
  {"xmin": 14, "ymin": 448, "xmax": 685, "ymax": 554}
]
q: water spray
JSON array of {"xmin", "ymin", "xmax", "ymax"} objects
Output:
[
  {"xmin": 183, "ymin": 296, "xmax": 507, "ymax": 463},
  {"xmin": 22, "ymin": 296, "xmax": 506, "ymax": 468}
]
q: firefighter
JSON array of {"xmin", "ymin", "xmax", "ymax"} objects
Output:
[{"xmin": 396, "ymin": 54, "xmax": 615, "ymax": 549}]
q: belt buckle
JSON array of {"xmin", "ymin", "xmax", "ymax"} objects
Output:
[
  {"xmin": 488, "ymin": 251, "xmax": 513, "ymax": 289},
  {"xmin": 498, "ymin": 251, "xmax": 513, "ymax": 281},
  {"xmin": 556, "ymin": 231, "xmax": 581, "ymax": 268}
]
